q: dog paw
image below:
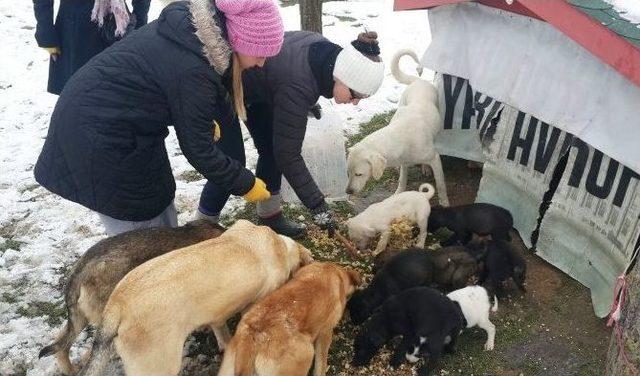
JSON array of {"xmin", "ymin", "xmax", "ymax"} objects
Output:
[{"xmin": 484, "ymin": 342, "xmax": 494, "ymax": 351}]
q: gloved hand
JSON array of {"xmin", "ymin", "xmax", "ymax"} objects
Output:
[
  {"xmin": 42, "ymin": 47, "xmax": 60, "ymax": 61},
  {"xmin": 311, "ymin": 204, "xmax": 336, "ymax": 237},
  {"xmin": 308, "ymin": 103, "xmax": 322, "ymax": 120},
  {"xmin": 243, "ymin": 178, "xmax": 271, "ymax": 203}
]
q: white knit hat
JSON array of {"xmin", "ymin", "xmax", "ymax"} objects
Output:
[{"xmin": 333, "ymin": 44, "xmax": 385, "ymax": 97}]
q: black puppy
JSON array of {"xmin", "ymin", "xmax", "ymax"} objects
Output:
[
  {"xmin": 429, "ymin": 203, "xmax": 513, "ymax": 246},
  {"xmin": 347, "ymin": 249, "xmax": 435, "ymax": 325},
  {"xmin": 474, "ymin": 239, "xmax": 527, "ymax": 296},
  {"xmin": 352, "ymin": 287, "xmax": 465, "ymax": 376}
]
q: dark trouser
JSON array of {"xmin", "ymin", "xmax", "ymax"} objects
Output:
[{"xmin": 199, "ymin": 103, "xmax": 283, "ymax": 217}]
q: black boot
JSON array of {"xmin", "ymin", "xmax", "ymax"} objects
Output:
[{"xmin": 259, "ymin": 212, "xmax": 306, "ymax": 239}]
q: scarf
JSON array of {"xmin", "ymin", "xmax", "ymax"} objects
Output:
[
  {"xmin": 308, "ymin": 41, "xmax": 342, "ymax": 99},
  {"xmin": 91, "ymin": 0, "xmax": 130, "ymax": 37}
]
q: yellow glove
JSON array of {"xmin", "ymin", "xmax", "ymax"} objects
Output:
[
  {"xmin": 213, "ymin": 121, "xmax": 221, "ymax": 141},
  {"xmin": 42, "ymin": 47, "xmax": 60, "ymax": 55},
  {"xmin": 243, "ymin": 178, "xmax": 271, "ymax": 203}
]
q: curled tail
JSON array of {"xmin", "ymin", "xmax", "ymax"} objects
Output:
[
  {"xmin": 391, "ymin": 48, "xmax": 423, "ymax": 85},
  {"xmin": 491, "ymin": 295, "xmax": 499, "ymax": 313},
  {"xmin": 234, "ymin": 335, "xmax": 257, "ymax": 376},
  {"xmin": 419, "ymin": 183, "xmax": 436, "ymax": 201},
  {"xmin": 77, "ymin": 305, "xmax": 121, "ymax": 376}
]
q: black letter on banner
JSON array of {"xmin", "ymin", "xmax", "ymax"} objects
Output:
[
  {"xmin": 568, "ymin": 138, "xmax": 590, "ymax": 188},
  {"xmin": 586, "ymin": 150, "xmax": 619, "ymax": 199},
  {"xmin": 613, "ymin": 166, "xmax": 640, "ymax": 207},
  {"xmin": 474, "ymin": 92, "xmax": 494, "ymax": 130},
  {"xmin": 461, "ymin": 84, "xmax": 474, "ymax": 129},
  {"xmin": 507, "ymin": 112, "xmax": 537, "ymax": 166},
  {"xmin": 443, "ymin": 75, "xmax": 464, "ymax": 130},
  {"xmin": 534, "ymin": 122, "xmax": 561, "ymax": 174}
]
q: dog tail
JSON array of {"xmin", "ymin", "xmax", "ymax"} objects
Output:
[
  {"xmin": 391, "ymin": 48, "xmax": 422, "ymax": 85},
  {"xmin": 490, "ymin": 294, "xmax": 499, "ymax": 313},
  {"xmin": 77, "ymin": 304, "xmax": 121, "ymax": 376},
  {"xmin": 234, "ymin": 335, "xmax": 257, "ymax": 376},
  {"xmin": 419, "ymin": 183, "xmax": 436, "ymax": 201}
]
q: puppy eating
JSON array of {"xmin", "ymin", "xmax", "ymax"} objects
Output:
[
  {"xmin": 218, "ymin": 262, "xmax": 361, "ymax": 376},
  {"xmin": 348, "ymin": 249, "xmax": 435, "ymax": 325},
  {"xmin": 429, "ymin": 203, "xmax": 513, "ymax": 246},
  {"xmin": 346, "ymin": 49, "xmax": 449, "ymax": 205},
  {"xmin": 79, "ymin": 220, "xmax": 313, "ymax": 376},
  {"xmin": 39, "ymin": 220, "xmax": 224, "ymax": 376},
  {"xmin": 352, "ymin": 286, "xmax": 497, "ymax": 376},
  {"xmin": 346, "ymin": 183, "xmax": 435, "ymax": 255},
  {"xmin": 472, "ymin": 239, "xmax": 527, "ymax": 297}
]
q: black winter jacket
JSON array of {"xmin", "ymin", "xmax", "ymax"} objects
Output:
[
  {"xmin": 34, "ymin": 0, "xmax": 255, "ymax": 221},
  {"xmin": 243, "ymin": 31, "xmax": 334, "ymax": 211},
  {"xmin": 33, "ymin": 0, "xmax": 151, "ymax": 95}
]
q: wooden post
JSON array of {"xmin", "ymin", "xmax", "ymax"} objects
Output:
[{"xmin": 300, "ymin": 0, "xmax": 323, "ymax": 34}]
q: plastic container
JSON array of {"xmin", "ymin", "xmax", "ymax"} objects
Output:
[{"xmin": 280, "ymin": 111, "xmax": 349, "ymax": 204}]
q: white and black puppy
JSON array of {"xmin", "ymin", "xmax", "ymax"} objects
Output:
[
  {"xmin": 346, "ymin": 183, "xmax": 435, "ymax": 255},
  {"xmin": 353, "ymin": 286, "xmax": 497, "ymax": 376},
  {"xmin": 406, "ymin": 285, "xmax": 498, "ymax": 367},
  {"xmin": 346, "ymin": 49, "xmax": 449, "ymax": 206}
]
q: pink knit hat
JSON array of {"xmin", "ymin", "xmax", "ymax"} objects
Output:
[{"xmin": 216, "ymin": 0, "xmax": 284, "ymax": 58}]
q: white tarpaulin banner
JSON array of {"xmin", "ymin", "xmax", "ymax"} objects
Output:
[
  {"xmin": 422, "ymin": 2, "xmax": 640, "ymax": 175},
  {"xmin": 433, "ymin": 73, "xmax": 497, "ymax": 162},
  {"xmin": 477, "ymin": 106, "xmax": 573, "ymax": 248},
  {"xmin": 433, "ymin": 71, "xmax": 640, "ymax": 315},
  {"xmin": 537, "ymin": 141, "xmax": 640, "ymax": 317}
]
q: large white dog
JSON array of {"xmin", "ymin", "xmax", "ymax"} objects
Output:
[{"xmin": 346, "ymin": 49, "xmax": 449, "ymax": 206}]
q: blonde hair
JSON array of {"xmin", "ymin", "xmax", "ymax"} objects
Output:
[{"xmin": 232, "ymin": 53, "xmax": 247, "ymax": 121}]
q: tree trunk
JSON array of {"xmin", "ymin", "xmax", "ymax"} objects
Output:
[
  {"xmin": 300, "ymin": 0, "xmax": 323, "ymax": 34},
  {"xmin": 605, "ymin": 253, "xmax": 640, "ymax": 375}
]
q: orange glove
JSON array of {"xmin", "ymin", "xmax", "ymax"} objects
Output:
[{"xmin": 243, "ymin": 178, "xmax": 271, "ymax": 203}]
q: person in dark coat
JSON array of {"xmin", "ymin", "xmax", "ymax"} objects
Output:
[
  {"xmin": 33, "ymin": 0, "xmax": 151, "ymax": 95},
  {"xmin": 197, "ymin": 31, "xmax": 385, "ymax": 238},
  {"xmin": 34, "ymin": 0, "xmax": 285, "ymax": 236}
]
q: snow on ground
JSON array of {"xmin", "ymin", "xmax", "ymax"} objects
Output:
[
  {"xmin": 607, "ymin": 0, "xmax": 640, "ymax": 24},
  {"xmin": 0, "ymin": 1, "xmax": 429, "ymax": 374}
]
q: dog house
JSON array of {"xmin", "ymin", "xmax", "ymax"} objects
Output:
[{"xmin": 394, "ymin": 0, "xmax": 640, "ymax": 316}]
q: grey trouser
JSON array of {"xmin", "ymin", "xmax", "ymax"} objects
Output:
[{"xmin": 98, "ymin": 202, "xmax": 178, "ymax": 237}]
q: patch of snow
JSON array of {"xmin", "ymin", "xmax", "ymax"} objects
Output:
[
  {"xmin": 606, "ymin": 0, "xmax": 640, "ymax": 24},
  {"xmin": 0, "ymin": 1, "xmax": 430, "ymax": 374}
]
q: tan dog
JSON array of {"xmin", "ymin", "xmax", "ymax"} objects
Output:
[
  {"xmin": 79, "ymin": 220, "xmax": 313, "ymax": 376},
  {"xmin": 39, "ymin": 220, "xmax": 224, "ymax": 375},
  {"xmin": 218, "ymin": 262, "xmax": 362, "ymax": 376}
]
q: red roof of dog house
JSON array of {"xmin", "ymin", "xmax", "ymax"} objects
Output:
[{"xmin": 394, "ymin": 0, "xmax": 640, "ymax": 88}]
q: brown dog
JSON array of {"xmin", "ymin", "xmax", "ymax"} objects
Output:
[
  {"xmin": 39, "ymin": 220, "xmax": 224, "ymax": 375},
  {"xmin": 79, "ymin": 220, "xmax": 313, "ymax": 376},
  {"xmin": 218, "ymin": 262, "xmax": 362, "ymax": 376}
]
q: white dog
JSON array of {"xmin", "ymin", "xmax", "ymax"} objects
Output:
[
  {"xmin": 406, "ymin": 285, "xmax": 498, "ymax": 364},
  {"xmin": 346, "ymin": 183, "xmax": 435, "ymax": 255},
  {"xmin": 346, "ymin": 49, "xmax": 449, "ymax": 206},
  {"xmin": 447, "ymin": 285, "xmax": 498, "ymax": 351}
]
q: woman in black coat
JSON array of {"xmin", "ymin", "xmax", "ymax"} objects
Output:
[
  {"xmin": 33, "ymin": 0, "xmax": 151, "ymax": 95},
  {"xmin": 197, "ymin": 31, "xmax": 385, "ymax": 238},
  {"xmin": 34, "ymin": 0, "xmax": 284, "ymax": 236}
]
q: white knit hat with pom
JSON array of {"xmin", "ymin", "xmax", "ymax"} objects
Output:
[{"xmin": 333, "ymin": 44, "xmax": 385, "ymax": 97}]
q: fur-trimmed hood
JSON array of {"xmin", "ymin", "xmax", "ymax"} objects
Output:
[{"xmin": 157, "ymin": 0, "xmax": 231, "ymax": 75}]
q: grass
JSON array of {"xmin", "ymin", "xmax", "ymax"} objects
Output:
[
  {"xmin": 178, "ymin": 170, "xmax": 204, "ymax": 183},
  {"xmin": 1, "ymin": 238, "xmax": 25, "ymax": 253},
  {"xmin": 16, "ymin": 300, "xmax": 67, "ymax": 327}
]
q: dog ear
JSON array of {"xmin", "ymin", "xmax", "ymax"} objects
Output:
[
  {"xmin": 345, "ymin": 268, "xmax": 363, "ymax": 287},
  {"xmin": 369, "ymin": 153, "xmax": 387, "ymax": 180}
]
